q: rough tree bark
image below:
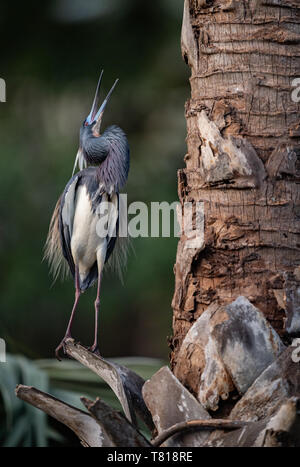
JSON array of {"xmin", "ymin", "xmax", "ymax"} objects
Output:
[{"xmin": 170, "ymin": 0, "xmax": 300, "ymax": 377}]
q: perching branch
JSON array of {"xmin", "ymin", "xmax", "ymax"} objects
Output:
[
  {"xmin": 64, "ymin": 338, "xmax": 154, "ymax": 431},
  {"xmin": 151, "ymin": 419, "xmax": 250, "ymax": 447}
]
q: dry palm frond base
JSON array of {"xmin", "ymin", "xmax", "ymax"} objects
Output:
[{"xmin": 15, "ymin": 299, "xmax": 300, "ymax": 448}]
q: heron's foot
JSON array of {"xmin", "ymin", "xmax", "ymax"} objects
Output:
[
  {"xmin": 55, "ymin": 335, "xmax": 71, "ymax": 361},
  {"xmin": 88, "ymin": 344, "xmax": 101, "ymax": 357}
]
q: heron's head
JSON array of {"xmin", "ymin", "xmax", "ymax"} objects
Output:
[{"xmin": 73, "ymin": 71, "xmax": 118, "ymax": 175}]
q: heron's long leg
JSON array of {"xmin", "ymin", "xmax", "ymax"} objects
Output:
[
  {"xmin": 90, "ymin": 272, "xmax": 102, "ymax": 354},
  {"xmin": 55, "ymin": 267, "xmax": 81, "ymax": 360}
]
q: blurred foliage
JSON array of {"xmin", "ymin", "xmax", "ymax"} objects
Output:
[
  {"xmin": 0, "ymin": 354, "xmax": 163, "ymax": 446},
  {"xmin": 0, "ymin": 1, "xmax": 188, "ymax": 359}
]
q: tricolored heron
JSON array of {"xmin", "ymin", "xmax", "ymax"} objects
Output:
[{"xmin": 45, "ymin": 71, "xmax": 130, "ymax": 360}]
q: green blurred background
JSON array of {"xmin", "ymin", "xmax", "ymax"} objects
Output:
[{"xmin": 0, "ymin": 0, "xmax": 188, "ymax": 361}]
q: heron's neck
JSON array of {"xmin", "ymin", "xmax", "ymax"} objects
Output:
[{"xmin": 96, "ymin": 126, "xmax": 129, "ymax": 193}]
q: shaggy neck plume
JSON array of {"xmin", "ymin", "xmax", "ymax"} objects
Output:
[
  {"xmin": 95, "ymin": 126, "xmax": 130, "ymax": 193},
  {"xmin": 81, "ymin": 124, "xmax": 130, "ymax": 193}
]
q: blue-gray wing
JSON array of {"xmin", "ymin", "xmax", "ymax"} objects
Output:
[{"xmin": 58, "ymin": 173, "xmax": 81, "ymax": 278}]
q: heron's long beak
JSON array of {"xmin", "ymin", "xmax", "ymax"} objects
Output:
[
  {"xmin": 86, "ymin": 70, "xmax": 104, "ymax": 125},
  {"xmin": 86, "ymin": 72, "xmax": 119, "ymax": 131},
  {"xmin": 93, "ymin": 78, "xmax": 119, "ymax": 134},
  {"xmin": 72, "ymin": 147, "xmax": 86, "ymax": 176}
]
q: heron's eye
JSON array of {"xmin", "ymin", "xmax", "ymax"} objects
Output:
[{"xmin": 84, "ymin": 120, "xmax": 89, "ymax": 127}]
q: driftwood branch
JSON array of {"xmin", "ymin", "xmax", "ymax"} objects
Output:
[
  {"xmin": 64, "ymin": 338, "xmax": 154, "ymax": 431},
  {"xmin": 15, "ymin": 385, "xmax": 151, "ymax": 447},
  {"xmin": 151, "ymin": 419, "xmax": 249, "ymax": 447},
  {"xmin": 82, "ymin": 397, "xmax": 151, "ymax": 447},
  {"xmin": 15, "ymin": 384, "xmax": 110, "ymax": 447}
]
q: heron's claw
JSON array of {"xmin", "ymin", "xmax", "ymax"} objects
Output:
[
  {"xmin": 88, "ymin": 344, "xmax": 101, "ymax": 357},
  {"xmin": 55, "ymin": 336, "xmax": 70, "ymax": 361}
]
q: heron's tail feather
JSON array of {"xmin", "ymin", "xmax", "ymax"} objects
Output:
[{"xmin": 44, "ymin": 197, "xmax": 69, "ymax": 282}]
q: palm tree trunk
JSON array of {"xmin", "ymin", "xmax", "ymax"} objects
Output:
[{"xmin": 170, "ymin": 0, "xmax": 300, "ymax": 371}]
